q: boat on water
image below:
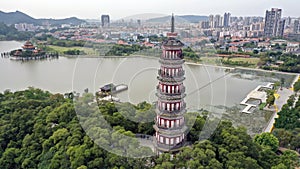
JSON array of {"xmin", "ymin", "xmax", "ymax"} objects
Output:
[
  {"xmin": 99, "ymin": 83, "xmax": 128, "ymax": 94},
  {"xmin": 97, "ymin": 83, "xmax": 128, "ymax": 102}
]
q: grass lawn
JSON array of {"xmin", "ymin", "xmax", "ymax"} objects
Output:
[
  {"xmin": 199, "ymin": 56, "xmax": 224, "ymax": 65},
  {"xmin": 47, "ymin": 45, "xmax": 98, "ymax": 55},
  {"xmin": 229, "ymin": 57, "xmax": 260, "ymax": 65}
]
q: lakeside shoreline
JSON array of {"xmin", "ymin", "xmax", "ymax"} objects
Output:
[{"xmin": 62, "ymin": 54, "xmax": 300, "ymax": 76}]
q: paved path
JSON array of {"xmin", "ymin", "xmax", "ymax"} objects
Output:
[{"xmin": 263, "ymin": 75, "xmax": 299, "ymax": 132}]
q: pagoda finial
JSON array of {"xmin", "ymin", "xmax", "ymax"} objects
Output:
[{"xmin": 171, "ymin": 13, "xmax": 175, "ymax": 33}]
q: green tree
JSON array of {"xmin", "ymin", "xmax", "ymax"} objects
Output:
[{"xmin": 254, "ymin": 133, "xmax": 279, "ymax": 151}]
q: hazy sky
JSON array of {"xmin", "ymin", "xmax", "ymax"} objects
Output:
[{"xmin": 1, "ymin": 0, "xmax": 299, "ymax": 20}]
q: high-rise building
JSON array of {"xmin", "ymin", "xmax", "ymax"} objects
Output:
[
  {"xmin": 200, "ymin": 21, "xmax": 210, "ymax": 29},
  {"xmin": 214, "ymin": 15, "xmax": 221, "ymax": 28},
  {"xmin": 209, "ymin": 15, "xmax": 214, "ymax": 28},
  {"xmin": 294, "ymin": 20, "xmax": 300, "ymax": 34},
  {"xmin": 101, "ymin": 15, "xmax": 110, "ymax": 27},
  {"xmin": 277, "ymin": 19, "xmax": 286, "ymax": 37},
  {"xmin": 153, "ymin": 14, "xmax": 187, "ymax": 154},
  {"xmin": 223, "ymin": 12, "xmax": 231, "ymax": 28},
  {"xmin": 264, "ymin": 8, "xmax": 283, "ymax": 37},
  {"xmin": 286, "ymin": 17, "xmax": 292, "ymax": 26}
]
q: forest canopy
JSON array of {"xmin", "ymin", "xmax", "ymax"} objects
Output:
[{"xmin": 0, "ymin": 88, "xmax": 299, "ymax": 169}]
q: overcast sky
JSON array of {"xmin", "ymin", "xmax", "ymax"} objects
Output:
[{"xmin": 1, "ymin": 0, "xmax": 299, "ymax": 20}]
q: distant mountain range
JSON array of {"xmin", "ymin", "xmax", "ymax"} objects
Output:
[
  {"xmin": 0, "ymin": 11, "xmax": 86, "ymax": 26},
  {"xmin": 0, "ymin": 11, "xmax": 208, "ymax": 26},
  {"xmin": 147, "ymin": 15, "xmax": 208, "ymax": 23},
  {"xmin": 120, "ymin": 13, "xmax": 168, "ymax": 21}
]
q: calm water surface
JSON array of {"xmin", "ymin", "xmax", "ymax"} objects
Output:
[{"xmin": 0, "ymin": 41, "xmax": 265, "ymax": 109}]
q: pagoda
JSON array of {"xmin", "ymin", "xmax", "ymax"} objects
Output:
[{"xmin": 153, "ymin": 14, "xmax": 187, "ymax": 154}]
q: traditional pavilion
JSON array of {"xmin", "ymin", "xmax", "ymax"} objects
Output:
[
  {"xmin": 22, "ymin": 41, "xmax": 36, "ymax": 51},
  {"xmin": 153, "ymin": 14, "xmax": 187, "ymax": 154},
  {"xmin": 9, "ymin": 41, "xmax": 51, "ymax": 60}
]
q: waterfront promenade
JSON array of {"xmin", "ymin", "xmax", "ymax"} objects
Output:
[{"xmin": 263, "ymin": 75, "xmax": 299, "ymax": 132}]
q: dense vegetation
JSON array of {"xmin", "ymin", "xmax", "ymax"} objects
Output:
[
  {"xmin": 273, "ymin": 84, "xmax": 300, "ymax": 156},
  {"xmin": 105, "ymin": 44, "xmax": 150, "ymax": 56},
  {"xmin": 47, "ymin": 38, "xmax": 85, "ymax": 48},
  {"xmin": 182, "ymin": 47, "xmax": 199, "ymax": 61},
  {"xmin": 0, "ymin": 22, "xmax": 33, "ymax": 41},
  {"xmin": 260, "ymin": 52, "xmax": 300, "ymax": 73},
  {"xmin": 63, "ymin": 49, "xmax": 86, "ymax": 55},
  {"xmin": 0, "ymin": 88, "xmax": 299, "ymax": 168}
]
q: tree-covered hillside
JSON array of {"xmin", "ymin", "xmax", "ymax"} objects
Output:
[
  {"xmin": 0, "ymin": 88, "xmax": 299, "ymax": 168},
  {"xmin": 0, "ymin": 22, "xmax": 33, "ymax": 41}
]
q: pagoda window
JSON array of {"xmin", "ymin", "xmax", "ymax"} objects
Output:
[
  {"xmin": 161, "ymin": 119, "xmax": 165, "ymax": 126},
  {"xmin": 176, "ymin": 137, "xmax": 180, "ymax": 144},
  {"xmin": 167, "ymin": 103, "xmax": 170, "ymax": 111},
  {"xmin": 176, "ymin": 119, "xmax": 180, "ymax": 126},
  {"xmin": 170, "ymin": 138, "xmax": 174, "ymax": 145},
  {"xmin": 166, "ymin": 138, "xmax": 170, "ymax": 145},
  {"xmin": 160, "ymin": 136, "xmax": 163, "ymax": 143},
  {"xmin": 171, "ymin": 121, "xmax": 174, "ymax": 128}
]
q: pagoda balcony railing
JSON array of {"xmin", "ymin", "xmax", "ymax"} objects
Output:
[
  {"xmin": 158, "ymin": 69, "xmax": 185, "ymax": 78},
  {"xmin": 160, "ymin": 54, "xmax": 183, "ymax": 60},
  {"xmin": 156, "ymin": 103, "xmax": 187, "ymax": 114},
  {"xmin": 156, "ymin": 85, "xmax": 186, "ymax": 94},
  {"xmin": 159, "ymin": 59, "xmax": 185, "ymax": 65},
  {"xmin": 153, "ymin": 121, "xmax": 185, "ymax": 131},
  {"xmin": 156, "ymin": 93, "xmax": 186, "ymax": 100},
  {"xmin": 157, "ymin": 76, "xmax": 185, "ymax": 83},
  {"xmin": 153, "ymin": 139, "xmax": 187, "ymax": 152}
]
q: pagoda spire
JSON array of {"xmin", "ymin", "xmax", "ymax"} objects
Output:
[{"xmin": 171, "ymin": 13, "xmax": 175, "ymax": 33}]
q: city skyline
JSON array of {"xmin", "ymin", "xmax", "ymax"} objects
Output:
[{"xmin": 1, "ymin": 0, "xmax": 300, "ymax": 20}]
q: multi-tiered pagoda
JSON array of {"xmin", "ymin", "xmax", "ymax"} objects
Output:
[{"xmin": 153, "ymin": 14, "xmax": 187, "ymax": 154}]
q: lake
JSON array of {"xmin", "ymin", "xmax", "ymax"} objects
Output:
[{"xmin": 0, "ymin": 41, "xmax": 293, "ymax": 110}]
